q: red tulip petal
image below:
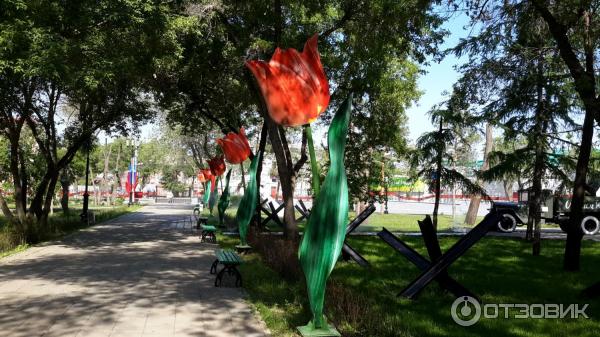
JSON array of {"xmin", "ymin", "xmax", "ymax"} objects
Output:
[
  {"xmin": 245, "ymin": 60, "xmax": 268, "ymax": 83},
  {"xmin": 246, "ymin": 34, "xmax": 330, "ymax": 127},
  {"xmin": 301, "ymin": 34, "xmax": 330, "ymax": 115}
]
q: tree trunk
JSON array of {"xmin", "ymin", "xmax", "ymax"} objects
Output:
[
  {"xmin": 531, "ymin": 0, "xmax": 599, "ymax": 270},
  {"xmin": 255, "ymin": 122, "xmax": 269, "ymax": 186},
  {"xmin": 564, "ymin": 108, "xmax": 594, "ymax": 270},
  {"xmin": 530, "ymin": 134, "xmax": 545, "ymax": 254},
  {"xmin": 41, "ymin": 174, "xmax": 59, "ymax": 232},
  {"xmin": 465, "ymin": 123, "xmax": 493, "ymax": 225},
  {"xmin": 527, "ymin": 55, "xmax": 546, "ymax": 244},
  {"xmin": 114, "ymin": 143, "xmax": 121, "ymax": 200},
  {"xmin": 102, "ymin": 141, "xmax": 112, "ymax": 205},
  {"xmin": 267, "ymin": 120, "xmax": 298, "ymax": 240},
  {"xmin": 504, "ymin": 181, "xmax": 513, "ymax": 201},
  {"xmin": 240, "ymin": 163, "xmax": 246, "ymax": 190},
  {"xmin": 8, "ymin": 134, "xmax": 27, "ymax": 224},
  {"xmin": 0, "ymin": 192, "xmax": 15, "ymax": 223},
  {"xmin": 60, "ymin": 173, "xmax": 70, "ymax": 215},
  {"xmin": 28, "ymin": 169, "xmax": 53, "ymax": 220}
]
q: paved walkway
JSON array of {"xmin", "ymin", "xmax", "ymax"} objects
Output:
[{"xmin": 0, "ymin": 205, "xmax": 270, "ymax": 337}]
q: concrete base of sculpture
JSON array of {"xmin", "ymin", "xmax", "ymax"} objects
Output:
[
  {"xmin": 297, "ymin": 319, "xmax": 341, "ymax": 337},
  {"xmin": 235, "ymin": 244, "xmax": 252, "ymax": 255}
]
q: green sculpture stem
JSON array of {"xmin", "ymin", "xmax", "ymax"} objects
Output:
[
  {"xmin": 218, "ymin": 170, "xmax": 232, "ymax": 227},
  {"xmin": 209, "ymin": 177, "xmax": 219, "ymax": 215},
  {"xmin": 298, "ymin": 95, "xmax": 352, "ymax": 331},
  {"xmin": 236, "ymin": 152, "xmax": 261, "ymax": 246},
  {"xmin": 203, "ymin": 181, "xmax": 211, "ymax": 209},
  {"xmin": 305, "ymin": 124, "xmax": 321, "ymax": 199}
]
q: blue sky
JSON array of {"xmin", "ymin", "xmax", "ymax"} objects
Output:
[{"xmin": 405, "ymin": 13, "xmax": 470, "ymax": 142}]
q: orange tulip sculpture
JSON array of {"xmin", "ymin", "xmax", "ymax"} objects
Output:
[
  {"xmin": 199, "ymin": 168, "xmax": 215, "ymax": 207},
  {"xmin": 246, "ymin": 34, "xmax": 329, "ymax": 127},
  {"xmin": 197, "ymin": 170, "xmax": 207, "ymax": 183},
  {"xmin": 248, "ymin": 34, "xmax": 354, "ymax": 337},
  {"xmin": 208, "ymin": 156, "xmax": 226, "ymax": 177},
  {"xmin": 246, "ymin": 34, "xmax": 329, "ymax": 198},
  {"xmin": 216, "ymin": 128, "xmax": 252, "ymax": 164}
]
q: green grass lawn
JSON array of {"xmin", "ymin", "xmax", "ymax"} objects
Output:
[
  {"xmin": 218, "ymin": 234, "xmax": 600, "ymax": 337},
  {"xmin": 0, "ymin": 204, "xmax": 140, "ymax": 256},
  {"xmin": 258, "ymin": 211, "xmax": 475, "ymax": 232}
]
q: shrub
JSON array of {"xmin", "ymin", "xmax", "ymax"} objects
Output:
[
  {"xmin": 0, "ymin": 224, "xmax": 23, "ymax": 253},
  {"xmin": 248, "ymin": 230, "xmax": 303, "ymax": 281}
]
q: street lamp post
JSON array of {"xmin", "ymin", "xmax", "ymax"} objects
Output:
[
  {"xmin": 127, "ymin": 139, "xmax": 139, "ymax": 206},
  {"xmin": 384, "ymin": 176, "xmax": 389, "ymax": 214}
]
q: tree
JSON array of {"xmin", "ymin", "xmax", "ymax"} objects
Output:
[
  {"xmin": 410, "ymin": 98, "xmax": 485, "ymax": 230},
  {"xmin": 464, "ymin": 123, "xmax": 493, "ymax": 225},
  {"xmin": 451, "ymin": 0, "xmax": 590, "ymax": 261},
  {"xmin": 0, "ymin": 0, "xmax": 179, "ymax": 242},
  {"xmin": 529, "ymin": 0, "xmax": 600, "ymax": 270},
  {"xmin": 159, "ymin": 0, "xmax": 446, "ymax": 239},
  {"xmin": 450, "ymin": 1, "xmax": 579, "ymax": 256}
]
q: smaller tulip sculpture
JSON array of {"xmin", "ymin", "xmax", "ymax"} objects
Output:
[
  {"xmin": 217, "ymin": 128, "xmax": 252, "ymax": 164},
  {"xmin": 208, "ymin": 156, "xmax": 225, "ymax": 215},
  {"xmin": 208, "ymin": 156, "xmax": 226, "ymax": 176},
  {"xmin": 208, "ymin": 177, "xmax": 219, "ymax": 215},
  {"xmin": 199, "ymin": 168, "xmax": 214, "ymax": 208}
]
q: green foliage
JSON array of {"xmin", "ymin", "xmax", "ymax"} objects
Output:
[
  {"xmin": 156, "ymin": 1, "xmax": 446, "ymax": 202},
  {"xmin": 0, "ymin": 0, "xmax": 182, "ymax": 236},
  {"xmin": 160, "ymin": 172, "xmax": 187, "ymax": 197},
  {"xmin": 450, "ymin": 1, "xmax": 579, "ymax": 193},
  {"xmin": 221, "ymin": 233, "xmax": 600, "ymax": 337},
  {"xmin": 410, "ymin": 103, "xmax": 486, "ymax": 199}
]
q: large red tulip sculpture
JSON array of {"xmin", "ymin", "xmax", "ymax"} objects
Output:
[
  {"xmin": 246, "ymin": 34, "xmax": 328, "ymax": 198},
  {"xmin": 247, "ymin": 34, "xmax": 351, "ymax": 337},
  {"xmin": 246, "ymin": 34, "xmax": 329, "ymax": 127}
]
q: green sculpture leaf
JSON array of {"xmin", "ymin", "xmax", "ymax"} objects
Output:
[
  {"xmin": 218, "ymin": 169, "xmax": 232, "ymax": 227},
  {"xmin": 209, "ymin": 177, "xmax": 219, "ymax": 215},
  {"xmin": 236, "ymin": 152, "xmax": 261, "ymax": 246},
  {"xmin": 298, "ymin": 95, "xmax": 352, "ymax": 329}
]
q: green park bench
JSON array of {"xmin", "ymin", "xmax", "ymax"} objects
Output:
[
  {"xmin": 196, "ymin": 216, "xmax": 208, "ymax": 230},
  {"xmin": 198, "ymin": 221, "xmax": 216, "ymax": 244},
  {"xmin": 210, "ymin": 249, "xmax": 243, "ymax": 287}
]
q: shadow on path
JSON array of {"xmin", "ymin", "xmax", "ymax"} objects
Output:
[{"xmin": 0, "ymin": 204, "xmax": 269, "ymax": 337}]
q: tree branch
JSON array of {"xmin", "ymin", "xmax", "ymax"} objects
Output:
[
  {"xmin": 321, "ymin": 6, "xmax": 356, "ymax": 38},
  {"xmin": 293, "ymin": 127, "xmax": 308, "ymax": 173},
  {"xmin": 531, "ymin": 0, "xmax": 600, "ymax": 126}
]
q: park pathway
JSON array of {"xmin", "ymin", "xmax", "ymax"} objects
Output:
[{"xmin": 0, "ymin": 204, "xmax": 270, "ymax": 337}]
